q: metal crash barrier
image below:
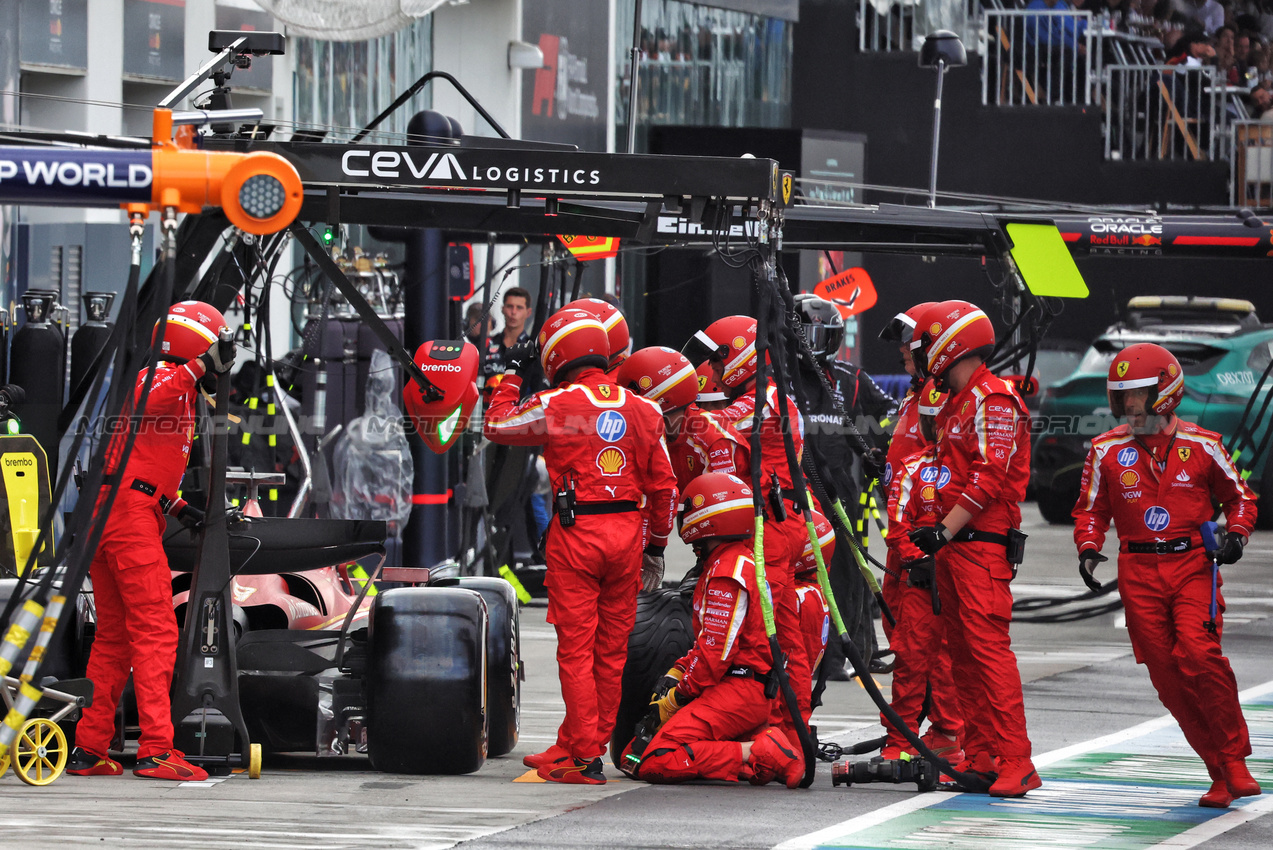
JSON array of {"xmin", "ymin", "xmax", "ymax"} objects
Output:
[{"xmin": 1103, "ymin": 64, "xmax": 1229, "ymax": 162}]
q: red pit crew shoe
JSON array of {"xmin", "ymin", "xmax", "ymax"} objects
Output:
[
  {"xmin": 1223, "ymin": 759, "xmax": 1262, "ymax": 798},
  {"xmin": 750, "ymin": 727, "xmax": 803, "ymax": 789},
  {"xmin": 133, "ymin": 750, "xmax": 208, "ymax": 782},
  {"xmin": 989, "ymin": 757, "xmax": 1042, "ymax": 798},
  {"xmin": 538, "ymin": 756, "xmax": 606, "ymax": 785},
  {"xmin": 66, "ymin": 747, "xmax": 123, "ymax": 776},
  {"xmin": 522, "ymin": 744, "xmax": 570, "ymax": 770}
]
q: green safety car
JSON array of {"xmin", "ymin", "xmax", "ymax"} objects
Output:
[{"xmin": 1032, "ymin": 296, "xmax": 1273, "ymax": 525}]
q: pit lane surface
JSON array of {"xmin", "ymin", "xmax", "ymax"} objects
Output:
[{"xmin": 4, "ymin": 511, "xmax": 1271, "ymax": 850}]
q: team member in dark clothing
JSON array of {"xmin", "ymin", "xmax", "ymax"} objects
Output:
[{"xmin": 792, "ymin": 295, "xmax": 895, "ymax": 680}]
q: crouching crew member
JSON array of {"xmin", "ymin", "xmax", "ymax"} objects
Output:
[
  {"xmin": 486, "ymin": 307, "xmax": 677, "ymax": 785},
  {"xmin": 68, "ymin": 301, "xmax": 234, "ymax": 781},
  {"xmin": 685, "ymin": 316, "xmax": 813, "ymax": 742},
  {"xmin": 881, "ymin": 380, "xmax": 964, "ymax": 763},
  {"xmin": 1074, "ymin": 342, "xmax": 1260, "ymax": 809},
  {"xmin": 906, "ymin": 300, "xmax": 1039, "ymax": 798},
  {"xmin": 629, "ymin": 473, "xmax": 804, "ymax": 788}
]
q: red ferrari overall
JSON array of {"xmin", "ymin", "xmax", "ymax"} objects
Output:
[
  {"xmin": 883, "ymin": 389, "xmax": 924, "ymax": 492},
  {"xmin": 934, "ymin": 364, "xmax": 1032, "ymax": 762},
  {"xmin": 485, "ymin": 368, "xmax": 677, "ymax": 762},
  {"xmin": 638, "ymin": 540, "xmax": 775, "ymax": 782},
  {"xmin": 668, "ymin": 405, "xmax": 750, "ymax": 490},
  {"xmin": 721, "ymin": 385, "xmax": 812, "ymax": 731},
  {"xmin": 77, "ymin": 359, "xmax": 204, "ymax": 761},
  {"xmin": 883, "ymin": 445, "xmax": 964, "ymax": 753},
  {"xmin": 1074, "ymin": 421, "xmax": 1257, "ymax": 768},
  {"xmin": 794, "ymin": 580, "xmax": 830, "ymax": 675}
]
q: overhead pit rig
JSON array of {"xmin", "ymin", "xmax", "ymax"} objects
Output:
[{"xmin": 2, "ymin": 27, "xmax": 1272, "ymax": 786}]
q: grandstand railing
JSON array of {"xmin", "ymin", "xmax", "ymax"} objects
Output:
[
  {"xmin": 980, "ymin": 10, "xmax": 1094, "ymax": 106},
  {"xmin": 1231, "ymin": 120, "xmax": 1273, "ymax": 207},
  {"xmin": 1103, "ymin": 64, "xmax": 1229, "ymax": 162},
  {"xmin": 858, "ymin": 0, "xmax": 980, "ymax": 54}
]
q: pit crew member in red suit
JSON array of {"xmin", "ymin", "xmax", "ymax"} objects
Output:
[
  {"xmin": 684, "ymin": 316, "xmax": 813, "ymax": 740},
  {"xmin": 631, "ymin": 473, "xmax": 803, "ymax": 788},
  {"xmin": 906, "ymin": 300, "xmax": 1038, "ymax": 797},
  {"xmin": 880, "ymin": 379, "xmax": 964, "ymax": 763},
  {"xmin": 793, "ymin": 511, "xmax": 833, "ymax": 682},
  {"xmin": 67, "ymin": 301, "xmax": 234, "ymax": 781},
  {"xmin": 486, "ymin": 308, "xmax": 677, "ymax": 785},
  {"xmin": 879, "ymin": 303, "xmax": 937, "ymax": 491},
  {"xmin": 1073, "ymin": 342, "xmax": 1260, "ymax": 809},
  {"xmin": 616, "ymin": 346, "xmax": 749, "ymax": 490}
]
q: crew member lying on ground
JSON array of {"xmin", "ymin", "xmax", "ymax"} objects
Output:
[{"xmin": 623, "ymin": 472, "xmax": 804, "ymax": 788}]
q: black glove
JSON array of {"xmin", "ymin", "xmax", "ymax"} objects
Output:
[
  {"xmin": 504, "ymin": 339, "xmax": 538, "ymax": 375},
  {"xmin": 1216, "ymin": 531, "xmax": 1246, "ymax": 565},
  {"xmin": 862, "ymin": 446, "xmax": 887, "ymax": 483},
  {"xmin": 905, "ymin": 556, "xmax": 935, "ymax": 590},
  {"xmin": 200, "ymin": 338, "xmax": 236, "ymax": 375},
  {"xmin": 909, "ymin": 523, "xmax": 948, "ymax": 556},
  {"xmin": 176, "ymin": 504, "xmax": 205, "ymax": 530},
  {"xmin": 1078, "ymin": 548, "xmax": 1107, "ymax": 592}
]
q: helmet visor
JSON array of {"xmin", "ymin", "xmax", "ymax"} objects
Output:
[
  {"xmin": 682, "ymin": 330, "xmax": 729, "ymax": 368},
  {"xmin": 879, "ymin": 312, "xmax": 917, "ymax": 343}
]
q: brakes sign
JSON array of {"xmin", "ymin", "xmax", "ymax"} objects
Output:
[{"xmin": 814, "ymin": 267, "xmax": 877, "ymax": 318}]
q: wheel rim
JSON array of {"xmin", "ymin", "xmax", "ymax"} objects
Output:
[{"xmin": 15, "ymin": 719, "xmax": 67, "ymax": 786}]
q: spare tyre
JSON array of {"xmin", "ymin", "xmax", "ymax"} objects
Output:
[
  {"xmin": 609, "ymin": 587, "xmax": 694, "ymax": 768},
  {"xmin": 366, "ymin": 587, "xmax": 488, "ymax": 774}
]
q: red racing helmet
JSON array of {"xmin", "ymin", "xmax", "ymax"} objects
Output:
[
  {"xmin": 1107, "ymin": 342, "xmax": 1184, "ymax": 417},
  {"xmin": 909, "ymin": 300, "xmax": 996, "ymax": 379},
  {"xmin": 683, "ymin": 315, "xmax": 757, "ymax": 391},
  {"xmin": 153, "ymin": 300, "xmax": 228, "ymax": 363},
  {"xmin": 615, "ymin": 346, "xmax": 698, "ymax": 413},
  {"xmin": 562, "ymin": 298, "xmax": 630, "ymax": 370},
  {"xmin": 537, "ymin": 308, "xmax": 610, "ymax": 385},
  {"xmin": 795, "ymin": 510, "xmax": 836, "ymax": 577},
  {"xmin": 678, "ymin": 472, "xmax": 755, "ymax": 545},
  {"xmin": 695, "ymin": 361, "xmax": 728, "ymax": 404},
  {"xmin": 879, "ymin": 302, "xmax": 937, "ymax": 344}
]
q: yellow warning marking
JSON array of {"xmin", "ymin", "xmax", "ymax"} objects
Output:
[{"xmin": 514, "ymin": 769, "xmax": 546, "ymax": 783}]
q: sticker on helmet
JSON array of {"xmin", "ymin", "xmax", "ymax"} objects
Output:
[
  {"xmin": 1143, "ymin": 505, "xmax": 1170, "ymax": 532},
  {"xmin": 929, "ymin": 322, "xmax": 942, "ymax": 335},
  {"xmin": 596, "ymin": 447, "xmax": 627, "ymax": 477},
  {"xmin": 732, "ymin": 335, "xmax": 746, "ymax": 349},
  {"xmin": 1117, "ymin": 361, "xmax": 1130, "ymax": 378},
  {"xmin": 1168, "ymin": 364, "xmax": 1178, "ymax": 377},
  {"xmin": 639, "ymin": 376, "xmax": 652, "ymax": 390},
  {"xmin": 1117, "ymin": 447, "xmax": 1139, "ymax": 466},
  {"xmin": 692, "ymin": 494, "xmax": 705, "ymax": 508},
  {"xmin": 596, "ymin": 410, "xmax": 628, "ymax": 442}
]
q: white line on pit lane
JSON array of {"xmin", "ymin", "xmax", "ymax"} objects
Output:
[{"xmin": 774, "ymin": 678, "xmax": 1273, "ymax": 850}]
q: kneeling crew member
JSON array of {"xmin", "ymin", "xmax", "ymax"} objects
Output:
[
  {"xmin": 906, "ymin": 300, "xmax": 1038, "ymax": 797},
  {"xmin": 1074, "ymin": 342, "xmax": 1259, "ymax": 809},
  {"xmin": 685, "ymin": 316, "xmax": 813, "ymax": 740},
  {"xmin": 68, "ymin": 301, "xmax": 234, "ymax": 781},
  {"xmin": 631, "ymin": 473, "xmax": 803, "ymax": 788},
  {"xmin": 881, "ymin": 380, "xmax": 964, "ymax": 763},
  {"xmin": 486, "ymin": 307, "xmax": 677, "ymax": 785}
]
